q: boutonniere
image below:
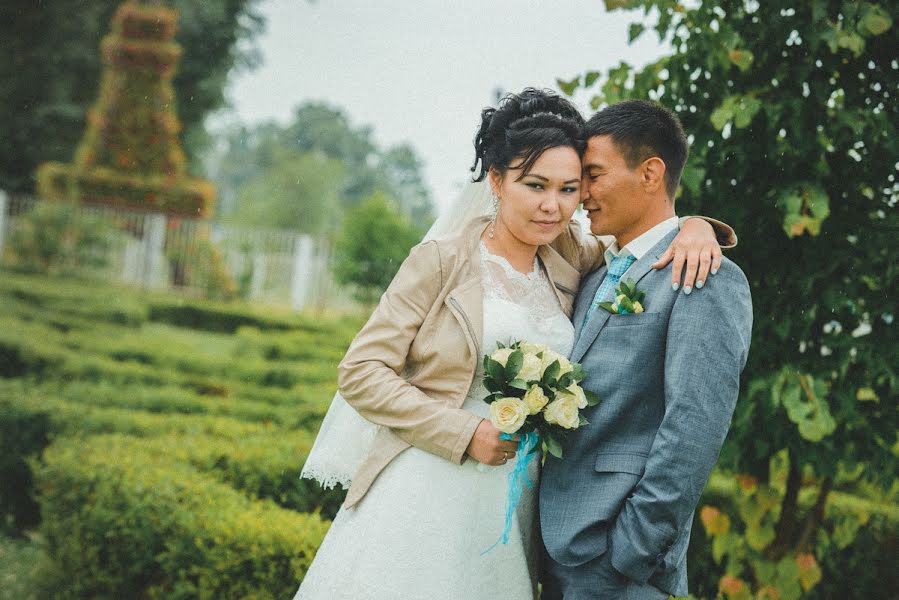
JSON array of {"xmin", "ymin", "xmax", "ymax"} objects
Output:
[{"xmin": 599, "ymin": 278, "xmax": 646, "ymax": 315}]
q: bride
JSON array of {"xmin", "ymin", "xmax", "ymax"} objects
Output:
[{"xmin": 293, "ymin": 88, "xmax": 732, "ymax": 599}]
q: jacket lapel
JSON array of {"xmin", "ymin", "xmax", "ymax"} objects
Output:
[
  {"xmin": 573, "ymin": 266, "xmax": 605, "ymax": 341},
  {"xmin": 538, "ymin": 244, "xmax": 581, "ymax": 318},
  {"xmin": 569, "ymin": 229, "xmax": 678, "ymax": 364}
]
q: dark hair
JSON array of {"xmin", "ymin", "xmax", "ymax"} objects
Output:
[
  {"xmin": 471, "ymin": 88, "xmax": 585, "ymax": 182},
  {"xmin": 585, "ymin": 100, "xmax": 688, "ymax": 199}
]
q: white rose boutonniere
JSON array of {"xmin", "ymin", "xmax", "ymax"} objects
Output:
[{"xmin": 600, "ymin": 278, "xmax": 646, "ymax": 315}]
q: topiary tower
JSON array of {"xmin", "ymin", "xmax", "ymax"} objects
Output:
[{"xmin": 36, "ymin": 0, "xmax": 215, "ymax": 217}]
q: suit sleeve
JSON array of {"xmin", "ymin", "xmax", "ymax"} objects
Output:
[
  {"xmin": 608, "ymin": 260, "xmax": 753, "ymax": 583},
  {"xmin": 337, "ymin": 241, "xmax": 482, "ymax": 464}
]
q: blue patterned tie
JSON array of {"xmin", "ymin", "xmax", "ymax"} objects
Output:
[{"xmin": 584, "ymin": 254, "xmax": 637, "ymax": 325}]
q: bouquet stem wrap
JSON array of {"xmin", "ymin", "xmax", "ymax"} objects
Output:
[{"xmin": 482, "ymin": 430, "xmax": 540, "ymax": 554}]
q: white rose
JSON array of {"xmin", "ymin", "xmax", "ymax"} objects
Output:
[
  {"xmin": 489, "ymin": 397, "xmax": 529, "ymax": 434},
  {"xmin": 564, "ymin": 383, "xmax": 588, "ymax": 409},
  {"xmin": 541, "ymin": 351, "xmax": 574, "ymax": 378},
  {"xmin": 633, "ymin": 301, "xmax": 644, "ymax": 314},
  {"xmin": 490, "ymin": 347, "xmax": 514, "ymax": 367},
  {"xmin": 556, "ymin": 355, "xmax": 574, "ymax": 377},
  {"xmin": 520, "ymin": 342, "xmax": 549, "ymax": 357},
  {"xmin": 523, "ymin": 385, "xmax": 549, "ymax": 415},
  {"xmin": 518, "ymin": 353, "xmax": 545, "ymax": 382},
  {"xmin": 543, "ymin": 395, "xmax": 580, "ymax": 430}
]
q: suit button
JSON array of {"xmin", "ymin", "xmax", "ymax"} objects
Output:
[{"xmin": 655, "ymin": 552, "xmax": 665, "ymax": 562}]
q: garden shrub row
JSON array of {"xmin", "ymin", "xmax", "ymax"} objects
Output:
[
  {"xmin": 36, "ymin": 434, "xmax": 330, "ymax": 599},
  {"xmin": 0, "ymin": 272, "xmax": 148, "ymax": 328},
  {"xmin": 0, "ymin": 270, "xmax": 364, "ymax": 340},
  {"xmin": 1, "ymin": 313, "xmax": 342, "ymax": 391},
  {"xmin": 0, "ymin": 381, "xmax": 341, "ymax": 532}
]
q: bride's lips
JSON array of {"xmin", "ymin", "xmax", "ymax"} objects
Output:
[{"xmin": 533, "ymin": 220, "xmax": 560, "ymax": 229}]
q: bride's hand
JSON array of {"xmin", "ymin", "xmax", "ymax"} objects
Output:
[
  {"xmin": 466, "ymin": 420, "xmax": 519, "ymax": 466},
  {"xmin": 652, "ymin": 218, "xmax": 723, "ymax": 294}
]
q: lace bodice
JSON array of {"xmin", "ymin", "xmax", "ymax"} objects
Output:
[{"xmin": 465, "ymin": 243, "xmax": 576, "ymax": 415}]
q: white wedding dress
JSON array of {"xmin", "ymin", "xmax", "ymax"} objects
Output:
[{"xmin": 294, "ymin": 242, "xmax": 575, "ymax": 600}]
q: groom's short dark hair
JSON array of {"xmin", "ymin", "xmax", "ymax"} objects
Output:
[{"xmin": 586, "ymin": 100, "xmax": 688, "ymax": 199}]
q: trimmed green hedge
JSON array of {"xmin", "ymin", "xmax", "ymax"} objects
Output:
[
  {"xmin": 36, "ymin": 434, "xmax": 329, "ymax": 599},
  {"xmin": 0, "ymin": 381, "xmax": 343, "ymax": 533}
]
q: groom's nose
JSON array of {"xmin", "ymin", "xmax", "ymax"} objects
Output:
[{"xmin": 580, "ymin": 182, "xmax": 592, "ymax": 204}]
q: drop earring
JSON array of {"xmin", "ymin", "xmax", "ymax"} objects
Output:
[{"xmin": 489, "ymin": 194, "xmax": 499, "ymax": 239}]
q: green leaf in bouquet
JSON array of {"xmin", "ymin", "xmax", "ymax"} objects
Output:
[
  {"xmin": 570, "ymin": 363, "xmax": 585, "ymax": 382},
  {"xmin": 544, "ymin": 434, "xmax": 563, "ymax": 459},
  {"xmin": 578, "ymin": 414, "xmax": 589, "ymax": 427},
  {"xmin": 620, "ymin": 297, "xmax": 635, "ymax": 312},
  {"xmin": 635, "ymin": 290, "xmax": 646, "ymax": 303},
  {"xmin": 584, "ymin": 389, "xmax": 601, "ymax": 406},
  {"xmin": 557, "ymin": 373, "xmax": 573, "ymax": 390},
  {"xmin": 542, "ymin": 360, "xmax": 560, "ymax": 385},
  {"xmin": 509, "ymin": 378, "xmax": 529, "ymax": 391},
  {"xmin": 486, "ymin": 357, "xmax": 505, "ymax": 381},
  {"xmin": 484, "ymin": 378, "xmax": 503, "ymax": 393},
  {"xmin": 505, "ymin": 349, "xmax": 524, "ymax": 380},
  {"xmin": 482, "ymin": 392, "xmax": 501, "ymax": 405}
]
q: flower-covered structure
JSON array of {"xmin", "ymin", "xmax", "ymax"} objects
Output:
[{"xmin": 36, "ymin": 0, "xmax": 215, "ymax": 217}]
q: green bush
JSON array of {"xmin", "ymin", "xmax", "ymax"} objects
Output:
[
  {"xmin": 36, "ymin": 434, "xmax": 328, "ymax": 599},
  {"xmin": 2, "ymin": 201, "xmax": 124, "ymax": 277}
]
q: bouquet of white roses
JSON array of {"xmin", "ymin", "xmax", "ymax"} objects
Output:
[{"xmin": 482, "ymin": 340, "xmax": 599, "ymax": 459}]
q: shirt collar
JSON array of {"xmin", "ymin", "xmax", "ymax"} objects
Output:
[{"xmin": 603, "ymin": 216, "xmax": 680, "ymax": 266}]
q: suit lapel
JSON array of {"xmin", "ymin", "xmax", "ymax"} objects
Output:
[
  {"xmin": 570, "ymin": 229, "xmax": 678, "ymax": 364},
  {"xmin": 573, "ymin": 266, "xmax": 605, "ymax": 340}
]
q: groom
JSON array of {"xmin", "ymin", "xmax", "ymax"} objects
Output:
[{"xmin": 540, "ymin": 100, "xmax": 753, "ymax": 599}]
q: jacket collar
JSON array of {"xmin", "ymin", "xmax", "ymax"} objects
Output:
[
  {"xmin": 444, "ymin": 216, "xmax": 582, "ymax": 359},
  {"xmin": 569, "ymin": 228, "xmax": 677, "ymax": 364}
]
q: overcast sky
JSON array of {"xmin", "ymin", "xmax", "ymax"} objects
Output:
[{"xmin": 221, "ymin": 0, "xmax": 668, "ymax": 214}]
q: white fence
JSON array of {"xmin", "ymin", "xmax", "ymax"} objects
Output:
[{"xmin": 0, "ymin": 192, "xmax": 340, "ymax": 310}]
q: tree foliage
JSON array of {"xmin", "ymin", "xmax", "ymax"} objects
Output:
[
  {"xmin": 0, "ymin": 0, "xmax": 263, "ymax": 194},
  {"xmin": 209, "ymin": 102, "xmax": 434, "ymax": 228},
  {"xmin": 332, "ymin": 192, "xmax": 421, "ymax": 305},
  {"xmin": 560, "ymin": 1, "xmax": 896, "ymax": 597},
  {"xmin": 227, "ymin": 149, "xmax": 344, "ymax": 234}
]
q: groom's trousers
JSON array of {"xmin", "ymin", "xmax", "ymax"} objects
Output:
[{"xmin": 541, "ymin": 545, "xmax": 667, "ymax": 600}]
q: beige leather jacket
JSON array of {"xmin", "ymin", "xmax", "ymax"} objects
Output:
[{"xmin": 338, "ymin": 216, "xmax": 735, "ymax": 507}]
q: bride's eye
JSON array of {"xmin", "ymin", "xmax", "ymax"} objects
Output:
[{"xmin": 562, "ymin": 186, "xmax": 578, "ymax": 193}]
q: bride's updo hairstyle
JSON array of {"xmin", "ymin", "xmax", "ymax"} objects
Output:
[{"xmin": 471, "ymin": 88, "xmax": 586, "ymax": 183}]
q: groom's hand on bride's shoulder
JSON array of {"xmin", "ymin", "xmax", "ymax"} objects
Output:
[
  {"xmin": 652, "ymin": 218, "xmax": 723, "ymax": 294},
  {"xmin": 465, "ymin": 420, "xmax": 519, "ymax": 466}
]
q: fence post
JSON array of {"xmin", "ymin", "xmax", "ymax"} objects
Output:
[
  {"xmin": 291, "ymin": 235, "xmax": 314, "ymax": 311},
  {"xmin": 0, "ymin": 190, "xmax": 7, "ymax": 264},
  {"xmin": 143, "ymin": 213, "xmax": 167, "ymax": 288}
]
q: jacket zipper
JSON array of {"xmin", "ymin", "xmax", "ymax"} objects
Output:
[{"xmin": 448, "ymin": 297, "xmax": 480, "ymax": 358}]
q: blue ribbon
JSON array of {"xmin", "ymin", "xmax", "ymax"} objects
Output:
[{"xmin": 481, "ymin": 430, "xmax": 540, "ymax": 555}]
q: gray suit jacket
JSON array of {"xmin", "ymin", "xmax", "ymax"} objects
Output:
[{"xmin": 539, "ymin": 228, "xmax": 753, "ymax": 597}]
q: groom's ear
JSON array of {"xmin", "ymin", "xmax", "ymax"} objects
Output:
[{"xmin": 640, "ymin": 157, "xmax": 667, "ymax": 196}]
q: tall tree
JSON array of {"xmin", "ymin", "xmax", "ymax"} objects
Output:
[
  {"xmin": 0, "ymin": 0, "xmax": 263, "ymax": 194},
  {"xmin": 560, "ymin": 1, "xmax": 896, "ymax": 597},
  {"xmin": 209, "ymin": 101, "xmax": 435, "ymax": 230}
]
